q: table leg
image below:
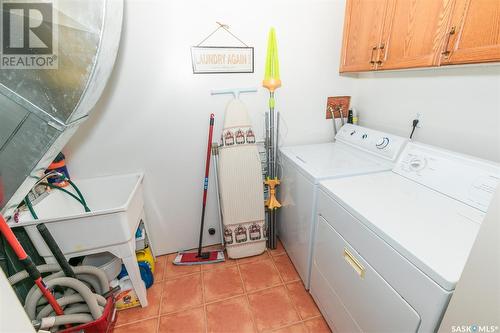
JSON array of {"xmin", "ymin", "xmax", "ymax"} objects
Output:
[
  {"xmin": 122, "ymin": 254, "xmax": 148, "ymax": 307},
  {"xmin": 140, "ymin": 210, "xmax": 156, "ymax": 260}
]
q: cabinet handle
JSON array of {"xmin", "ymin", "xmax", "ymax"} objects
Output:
[
  {"xmin": 343, "ymin": 248, "xmax": 365, "ymax": 278},
  {"xmin": 376, "ymin": 43, "xmax": 385, "ymax": 65},
  {"xmin": 441, "ymin": 26, "xmax": 456, "ymax": 57},
  {"xmin": 369, "ymin": 46, "xmax": 378, "ymax": 65}
]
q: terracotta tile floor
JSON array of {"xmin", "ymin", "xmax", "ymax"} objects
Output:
[{"xmin": 112, "ymin": 240, "xmax": 331, "ymax": 333}]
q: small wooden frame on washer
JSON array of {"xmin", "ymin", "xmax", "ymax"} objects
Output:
[{"xmin": 326, "ymin": 96, "xmax": 351, "ymax": 119}]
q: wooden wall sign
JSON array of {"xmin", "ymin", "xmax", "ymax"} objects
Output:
[
  {"xmin": 192, "ymin": 22, "xmax": 254, "ymax": 74},
  {"xmin": 191, "ymin": 46, "xmax": 254, "ymax": 74}
]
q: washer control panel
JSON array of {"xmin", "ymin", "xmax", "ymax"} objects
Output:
[
  {"xmin": 394, "ymin": 142, "xmax": 500, "ymax": 212},
  {"xmin": 336, "ymin": 124, "xmax": 407, "ymax": 161}
]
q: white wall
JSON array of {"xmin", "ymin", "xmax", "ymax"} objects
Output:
[
  {"xmin": 438, "ymin": 189, "xmax": 500, "ymax": 332},
  {"xmin": 353, "ymin": 66, "xmax": 500, "ymax": 162},
  {"xmin": 66, "ymin": 0, "xmax": 500, "ymax": 255},
  {"xmin": 65, "ymin": 0, "xmax": 353, "ymax": 254},
  {"xmin": 0, "ymin": 270, "xmax": 35, "ymax": 332}
]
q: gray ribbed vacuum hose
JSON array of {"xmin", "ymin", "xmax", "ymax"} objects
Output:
[
  {"xmin": 8, "ymin": 264, "xmax": 59, "ymax": 284},
  {"xmin": 25, "ymin": 277, "xmax": 102, "ymax": 320},
  {"xmin": 38, "ymin": 314, "xmax": 94, "ymax": 330},
  {"xmin": 25, "ymin": 270, "xmax": 103, "ymax": 309},
  {"xmin": 35, "ymin": 272, "xmax": 102, "ymax": 305},
  {"xmin": 8, "ymin": 264, "xmax": 109, "ymax": 293},
  {"xmin": 36, "ymin": 293, "xmax": 107, "ymax": 320},
  {"xmin": 59, "ymin": 304, "xmax": 104, "ymax": 316}
]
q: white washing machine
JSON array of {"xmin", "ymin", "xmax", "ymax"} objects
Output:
[
  {"xmin": 278, "ymin": 124, "xmax": 407, "ymax": 288},
  {"xmin": 311, "ymin": 142, "xmax": 500, "ymax": 332}
]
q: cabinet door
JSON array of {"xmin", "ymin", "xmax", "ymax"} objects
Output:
[
  {"xmin": 441, "ymin": 0, "xmax": 500, "ymax": 64},
  {"xmin": 378, "ymin": 0, "xmax": 455, "ymax": 70},
  {"xmin": 340, "ymin": 0, "xmax": 388, "ymax": 73}
]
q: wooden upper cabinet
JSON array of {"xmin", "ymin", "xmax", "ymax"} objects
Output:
[
  {"xmin": 441, "ymin": 0, "xmax": 500, "ymax": 65},
  {"xmin": 378, "ymin": 0, "xmax": 455, "ymax": 70},
  {"xmin": 340, "ymin": 0, "xmax": 388, "ymax": 72},
  {"xmin": 339, "ymin": 0, "xmax": 500, "ymax": 73}
]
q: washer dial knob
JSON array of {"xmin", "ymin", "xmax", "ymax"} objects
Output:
[
  {"xmin": 408, "ymin": 157, "xmax": 427, "ymax": 171},
  {"xmin": 376, "ymin": 137, "xmax": 390, "ymax": 149}
]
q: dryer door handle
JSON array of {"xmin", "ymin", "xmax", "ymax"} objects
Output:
[{"xmin": 343, "ymin": 248, "xmax": 365, "ymax": 279}]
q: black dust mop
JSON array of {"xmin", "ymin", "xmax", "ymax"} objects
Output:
[{"xmin": 173, "ymin": 113, "xmax": 225, "ymax": 265}]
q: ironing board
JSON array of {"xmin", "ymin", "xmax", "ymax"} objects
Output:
[{"xmin": 218, "ymin": 98, "xmax": 266, "ymax": 259}]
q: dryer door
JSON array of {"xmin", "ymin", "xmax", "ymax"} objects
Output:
[{"xmin": 311, "ymin": 216, "xmax": 421, "ymax": 332}]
